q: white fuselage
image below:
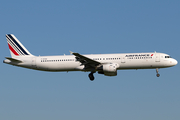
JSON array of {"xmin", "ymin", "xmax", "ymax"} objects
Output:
[
  {"xmin": 4, "ymin": 52, "xmax": 178, "ymax": 72},
  {"xmin": 4, "ymin": 34, "xmax": 178, "ymax": 80}
]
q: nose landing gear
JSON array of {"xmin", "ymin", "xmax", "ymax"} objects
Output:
[{"xmin": 156, "ymin": 68, "xmax": 160, "ymax": 77}]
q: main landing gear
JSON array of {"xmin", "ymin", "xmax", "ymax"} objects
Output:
[
  {"xmin": 88, "ymin": 72, "xmax": 95, "ymax": 81},
  {"xmin": 156, "ymin": 68, "xmax": 160, "ymax": 77}
]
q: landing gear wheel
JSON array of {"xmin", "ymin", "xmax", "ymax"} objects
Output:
[
  {"xmin": 156, "ymin": 68, "xmax": 160, "ymax": 77},
  {"xmin": 156, "ymin": 73, "xmax": 160, "ymax": 77},
  {"xmin": 88, "ymin": 73, "xmax": 95, "ymax": 81}
]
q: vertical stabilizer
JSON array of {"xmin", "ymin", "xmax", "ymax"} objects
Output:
[{"xmin": 6, "ymin": 34, "xmax": 33, "ymax": 58}]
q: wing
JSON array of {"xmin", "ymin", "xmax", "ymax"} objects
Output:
[{"xmin": 70, "ymin": 51, "xmax": 101, "ymax": 69}]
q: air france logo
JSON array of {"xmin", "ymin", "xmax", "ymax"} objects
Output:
[
  {"xmin": 125, "ymin": 54, "xmax": 150, "ymax": 57},
  {"xmin": 125, "ymin": 54, "xmax": 153, "ymax": 60}
]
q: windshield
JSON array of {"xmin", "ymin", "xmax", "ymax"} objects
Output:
[{"xmin": 165, "ymin": 56, "xmax": 171, "ymax": 58}]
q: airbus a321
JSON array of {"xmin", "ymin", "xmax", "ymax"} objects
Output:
[{"xmin": 3, "ymin": 34, "xmax": 178, "ymax": 81}]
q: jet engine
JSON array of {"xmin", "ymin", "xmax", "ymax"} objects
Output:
[{"xmin": 98, "ymin": 63, "xmax": 119, "ymax": 76}]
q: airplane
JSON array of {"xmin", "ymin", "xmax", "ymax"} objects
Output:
[{"xmin": 3, "ymin": 34, "xmax": 178, "ymax": 81}]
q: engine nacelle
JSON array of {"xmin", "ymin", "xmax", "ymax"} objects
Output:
[{"xmin": 98, "ymin": 63, "xmax": 119, "ymax": 76}]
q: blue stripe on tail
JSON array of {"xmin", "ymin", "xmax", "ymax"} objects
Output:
[{"xmin": 7, "ymin": 34, "xmax": 29, "ymax": 55}]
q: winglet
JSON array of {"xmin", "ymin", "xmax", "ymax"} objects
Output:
[{"xmin": 69, "ymin": 51, "xmax": 73, "ymax": 55}]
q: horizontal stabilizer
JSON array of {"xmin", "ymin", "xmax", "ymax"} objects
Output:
[{"xmin": 5, "ymin": 57, "xmax": 22, "ymax": 63}]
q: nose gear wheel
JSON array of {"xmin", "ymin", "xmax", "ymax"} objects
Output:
[{"xmin": 156, "ymin": 68, "xmax": 160, "ymax": 77}]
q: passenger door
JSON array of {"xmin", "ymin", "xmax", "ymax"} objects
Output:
[
  {"xmin": 121, "ymin": 56, "xmax": 126, "ymax": 63},
  {"xmin": 155, "ymin": 53, "xmax": 160, "ymax": 62}
]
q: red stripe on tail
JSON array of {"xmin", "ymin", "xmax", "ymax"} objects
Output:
[{"xmin": 8, "ymin": 43, "xmax": 19, "ymax": 56}]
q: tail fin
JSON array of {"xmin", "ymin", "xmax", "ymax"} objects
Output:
[{"xmin": 6, "ymin": 34, "xmax": 33, "ymax": 58}]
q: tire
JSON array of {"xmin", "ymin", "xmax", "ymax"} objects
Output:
[{"xmin": 89, "ymin": 73, "xmax": 95, "ymax": 81}]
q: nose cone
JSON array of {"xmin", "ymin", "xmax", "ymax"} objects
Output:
[
  {"xmin": 174, "ymin": 59, "xmax": 178, "ymax": 65},
  {"xmin": 172, "ymin": 59, "xmax": 178, "ymax": 66}
]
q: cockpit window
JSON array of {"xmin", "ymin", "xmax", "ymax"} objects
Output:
[{"xmin": 165, "ymin": 56, "xmax": 171, "ymax": 58}]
